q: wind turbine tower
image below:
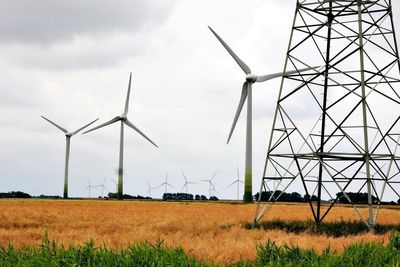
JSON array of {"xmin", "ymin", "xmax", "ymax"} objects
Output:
[
  {"xmin": 159, "ymin": 172, "xmax": 174, "ymax": 194},
  {"xmin": 84, "ymin": 178, "xmax": 96, "ymax": 198},
  {"xmin": 41, "ymin": 116, "xmax": 98, "ymax": 198},
  {"xmin": 83, "ymin": 73, "xmax": 158, "ymax": 200},
  {"xmin": 209, "ymin": 26, "xmax": 317, "ymax": 203},
  {"xmin": 228, "ymin": 167, "xmax": 244, "ymax": 200},
  {"xmin": 181, "ymin": 171, "xmax": 197, "ymax": 194},
  {"xmin": 146, "ymin": 182, "xmax": 158, "ymax": 198},
  {"xmin": 95, "ymin": 178, "xmax": 108, "ymax": 198},
  {"xmin": 254, "ymin": 0, "xmax": 400, "ymax": 230},
  {"xmin": 199, "ymin": 170, "xmax": 217, "ymax": 198}
]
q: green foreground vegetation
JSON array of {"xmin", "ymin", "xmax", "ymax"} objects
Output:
[{"xmin": 1, "ymin": 232, "xmax": 400, "ymax": 266}]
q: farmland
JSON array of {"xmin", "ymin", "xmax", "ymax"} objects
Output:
[{"xmin": 0, "ymin": 199, "xmax": 400, "ymax": 264}]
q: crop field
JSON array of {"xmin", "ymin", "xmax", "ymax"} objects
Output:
[{"xmin": 1, "ymin": 199, "xmax": 400, "ymax": 264}]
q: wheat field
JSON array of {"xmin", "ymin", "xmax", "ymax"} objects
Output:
[{"xmin": 0, "ymin": 199, "xmax": 399, "ymax": 263}]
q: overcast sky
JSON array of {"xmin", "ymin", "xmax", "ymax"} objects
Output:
[{"xmin": 1, "ymin": 0, "xmax": 399, "ymax": 200}]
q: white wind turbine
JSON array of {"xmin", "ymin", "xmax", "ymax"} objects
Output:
[
  {"xmin": 111, "ymin": 179, "xmax": 118, "ymax": 193},
  {"xmin": 208, "ymin": 26, "xmax": 318, "ymax": 203},
  {"xmin": 41, "ymin": 116, "xmax": 98, "ymax": 199},
  {"xmin": 84, "ymin": 178, "xmax": 96, "ymax": 198},
  {"xmin": 181, "ymin": 171, "xmax": 197, "ymax": 194},
  {"xmin": 158, "ymin": 172, "xmax": 174, "ymax": 194},
  {"xmin": 228, "ymin": 167, "xmax": 244, "ymax": 200},
  {"xmin": 82, "ymin": 73, "xmax": 158, "ymax": 200},
  {"xmin": 146, "ymin": 181, "xmax": 158, "ymax": 198},
  {"xmin": 199, "ymin": 170, "xmax": 217, "ymax": 199},
  {"xmin": 95, "ymin": 178, "xmax": 108, "ymax": 198}
]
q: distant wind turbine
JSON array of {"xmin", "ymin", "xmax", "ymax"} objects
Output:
[
  {"xmin": 181, "ymin": 171, "xmax": 197, "ymax": 194},
  {"xmin": 158, "ymin": 172, "xmax": 174, "ymax": 194},
  {"xmin": 208, "ymin": 26, "xmax": 318, "ymax": 203},
  {"xmin": 84, "ymin": 178, "xmax": 96, "ymax": 198},
  {"xmin": 227, "ymin": 167, "xmax": 244, "ymax": 200},
  {"xmin": 82, "ymin": 73, "xmax": 158, "ymax": 200},
  {"xmin": 41, "ymin": 115, "xmax": 98, "ymax": 198},
  {"xmin": 199, "ymin": 170, "xmax": 217, "ymax": 199},
  {"xmin": 111, "ymin": 179, "xmax": 118, "ymax": 193},
  {"xmin": 95, "ymin": 178, "xmax": 108, "ymax": 198},
  {"xmin": 146, "ymin": 181, "xmax": 158, "ymax": 198}
]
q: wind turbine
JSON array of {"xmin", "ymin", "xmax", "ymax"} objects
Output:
[
  {"xmin": 84, "ymin": 178, "xmax": 96, "ymax": 198},
  {"xmin": 181, "ymin": 171, "xmax": 197, "ymax": 194},
  {"xmin": 211, "ymin": 181, "xmax": 219, "ymax": 197},
  {"xmin": 228, "ymin": 167, "xmax": 244, "ymax": 200},
  {"xmin": 208, "ymin": 26, "xmax": 318, "ymax": 203},
  {"xmin": 199, "ymin": 170, "xmax": 217, "ymax": 199},
  {"xmin": 95, "ymin": 178, "xmax": 108, "ymax": 198},
  {"xmin": 41, "ymin": 115, "xmax": 98, "ymax": 199},
  {"xmin": 82, "ymin": 73, "xmax": 159, "ymax": 200},
  {"xmin": 158, "ymin": 172, "xmax": 174, "ymax": 194},
  {"xmin": 146, "ymin": 182, "xmax": 158, "ymax": 198},
  {"xmin": 111, "ymin": 179, "xmax": 118, "ymax": 193}
]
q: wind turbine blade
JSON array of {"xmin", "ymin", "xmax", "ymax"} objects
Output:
[
  {"xmin": 236, "ymin": 166, "xmax": 240, "ymax": 179},
  {"xmin": 181, "ymin": 171, "xmax": 188, "ymax": 181},
  {"xmin": 41, "ymin": 116, "xmax": 68, "ymax": 133},
  {"xmin": 208, "ymin": 26, "xmax": 251, "ymax": 74},
  {"xmin": 124, "ymin": 73, "xmax": 132, "ymax": 115},
  {"xmin": 167, "ymin": 183, "xmax": 174, "ymax": 188},
  {"xmin": 256, "ymin": 66, "xmax": 320, "ymax": 82},
  {"xmin": 124, "ymin": 119, "xmax": 159, "ymax": 148},
  {"xmin": 227, "ymin": 180, "xmax": 237, "ymax": 188},
  {"xmin": 227, "ymin": 82, "xmax": 248, "ymax": 144},
  {"xmin": 211, "ymin": 170, "xmax": 217, "ymax": 180},
  {"xmin": 82, "ymin": 116, "xmax": 121, "ymax": 134},
  {"xmin": 71, "ymin": 118, "xmax": 99, "ymax": 136}
]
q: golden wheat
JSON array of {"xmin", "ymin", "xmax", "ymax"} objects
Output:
[{"xmin": 0, "ymin": 199, "xmax": 398, "ymax": 263}]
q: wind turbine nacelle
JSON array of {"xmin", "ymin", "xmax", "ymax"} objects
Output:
[
  {"xmin": 245, "ymin": 74, "xmax": 257, "ymax": 83},
  {"xmin": 120, "ymin": 115, "xmax": 127, "ymax": 120}
]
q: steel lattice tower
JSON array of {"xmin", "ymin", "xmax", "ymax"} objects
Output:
[{"xmin": 254, "ymin": 0, "xmax": 400, "ymax": 229}]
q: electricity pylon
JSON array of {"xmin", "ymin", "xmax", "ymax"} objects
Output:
[{"xmin": 254, "ymin": 0, "xmax": 400, "ymax": 230}]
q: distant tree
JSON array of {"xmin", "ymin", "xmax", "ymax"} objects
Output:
[
  {"xmin": 162, "ymin": 193, "xmax": 194, "ymax": 201},
  {"xmin": 0, "ymin": 191, "xmax": 31, "ymax": 198},
  {"xmin": 336, "ymin": 192, "xmax": 378, "ymax": 204},
  {"xmin": 304, "ymin": 194, "xmax": 319, "ymax": 202},
  {"xmin": 254, "ymin": 191, "xmax": 305, "ymax": 203},
  {"xmin": 107, "ymin": 193, "xmax": 149, "ymax": 200}
]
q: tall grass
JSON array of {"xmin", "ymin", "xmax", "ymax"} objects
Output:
[
  {"xmin": 0, "ymin": 234, "xmax": 206, "ymax": 267},
  {"xmin": 254, "ymin": 231, "xmax": 400, "ymax": 266},
  {"xmin": 1, "ymin": 232, "xmax": 400, "ymax": 266}
]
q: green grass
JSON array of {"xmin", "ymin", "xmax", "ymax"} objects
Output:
[
  {"xmin": 246, "ymin": 219, "xmax": 400, "ymax": 237},
  {"xmin": 2, "ymin": 232, "xmax": 400, "ymax": 266}
]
